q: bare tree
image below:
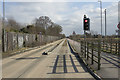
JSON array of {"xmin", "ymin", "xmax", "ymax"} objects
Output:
[
  {"xmin": 46, "ymin": 24, "xmax": 62, "ymax": 36},
  {"xmin": 20, "ymin": 16, "xmax": 63, "ymax": 36},
  {"xmin": 5, "ymin": 18, "xmax": 21, "ymax": 32}
]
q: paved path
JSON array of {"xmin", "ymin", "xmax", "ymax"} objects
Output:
[
  {"xmin": 2, "ymin": 39, "xmax": 94, "ymax": 79},
  {"xmin": 96, "ymin": 52, "xmax": 119, "ymax": 79}
]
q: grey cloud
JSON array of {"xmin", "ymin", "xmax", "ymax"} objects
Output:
[{"xmin": 5, "ymin": 2, "xmax": 118, "ymax": 36}]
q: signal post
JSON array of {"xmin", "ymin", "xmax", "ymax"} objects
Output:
[{"xmin": 83, "ymin": 15, "xmax": 90, "ymax": 58}]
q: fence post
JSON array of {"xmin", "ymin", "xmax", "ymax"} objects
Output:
[
  {"xmin": 17, "ymin": 33, "xmax": 19, "ymax": 48},
  {"xmin": 91, "ymin": 41, "xmax": 94, "ymax": 65},
  {"xmin": 106, "ymin": 39, "xmax": 108, "ymax": 52},
  {"xmin": 101, "ymin": 40, "xmax": 104, "ymax": 51},
  {"xmin": 98, "ymin": 40, "xmax": 101, "ymax": 70},
  {"xmin": 81, "ymin": 41, "xmax": 83, "ymax": 56},
  {"xmin": 115, "ymin": 41, "xmax": 118, "ymax": 55},
  {"xmin": 87, "ymin": 42, "xmax": 89, "ymax": 60},
  {"xmin": 6, "ymin": 32, "xmax": 8, "ymax": 51},
  {"xmin": 103, "ymin": 39, "xmax": 105, "ymax": 51},
  {"xmin": 110, "ymin": 39, "xmax": 112, "ymax": 53},
  {"xmin": 84, "ymin": 41, "xmax": 86, "ymax": 58}
]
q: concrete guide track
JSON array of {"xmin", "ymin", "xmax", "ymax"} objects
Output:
[{"xmin": 2, "ymin": 39, "xmax": 95, "ymax": 79}]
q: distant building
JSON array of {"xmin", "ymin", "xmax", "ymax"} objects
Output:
[{"xmin": 72, "ymin": 31, "xmax": 76, "ymax": 35}]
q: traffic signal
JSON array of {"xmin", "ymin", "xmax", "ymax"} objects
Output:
[
  {"xmin": 83, "ymin": 18, "xmax": 90, "ymax": 31},
  {"xmin": 117, "ymin": 22, "xmax": 120, "ymax": 30}
]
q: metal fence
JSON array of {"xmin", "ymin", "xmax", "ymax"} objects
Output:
[{"xmin": 3, "ymin": 31, "xmax": 60, "ymax": 52}]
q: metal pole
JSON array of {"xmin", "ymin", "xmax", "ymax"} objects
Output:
[
  {"xmin": 84, "ymin": 30, "xmax": 86, "ymax": 58},
  {"xmin": 98, "ymin": 0, "xmax": 103, "ymax": 37},
  {"xmin": 83, "ymin": 15, "xmax": 87, "ymax": 58},
  {"xmin": 2, "ymin": 0, "xmax": 5, "ymax": 52},
  {"xmin": 105, "ymin": 9, "xmax": 107, "ymax": 37},
  {"xmin": 100, "ymin": 1, "xmax": 102, "ymax": 37}
]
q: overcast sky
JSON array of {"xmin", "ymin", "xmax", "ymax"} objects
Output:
[{"xmin": 0, "ymin": 1, "xmax": 119, "ymax": 36}]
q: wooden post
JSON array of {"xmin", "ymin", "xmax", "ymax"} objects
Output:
[
  {"xmin": 115, "ymin": 41, "xmax": 118, "ymax": 55},
  {"xmin": 87, "ymin": 42, "xmax": 89, "ymax": 60},
  {"xmin": 102, "ymin": 39, "xmax": 104, "ymax": 51},
  {"xmin": 6, "ymin": 32, "xmax": 8, "ymax": 51},
  {"xmin": 118, "ymin": 30, "xmax": 120, "ymax": 57},
  {"xmin": 81, "ymin": 41, "xmax": 83, "ymax": 56},
  {"xmin": 106, "ymin": 39, "xmax": 108, "ymax": 52},
  {"xmin": 84, "ymin": 41, "xmax": 86, "ymax": 58},
  {"xmin": 98, "ymin": 40, "xmax": 101, "ymax": 70},
  {"xmin": 17, "ymin": 33, "xmax": 19, "ymax": 48},
  {"xmin": 91, "ymin": 41, "xmax": 94, "ymax": 65},
  {"xmin": 102, "ymin": 40, "xmax": 104, "ymax": 51},
  {"xmin": 110, "ymin": 39, "xmax": 112, "ymax": 53}
]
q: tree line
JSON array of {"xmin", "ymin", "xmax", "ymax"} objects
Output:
[{"xmin": 3, "ymin": 16, "xmax": 65, "ymax": 38}]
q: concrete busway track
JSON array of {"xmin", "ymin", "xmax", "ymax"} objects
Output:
[
  {"xmin": 2, "ymin": 40, "xmax": 63, "ymax": 68},
  {"xmin": 2, "ymin": 38, "xmax": 95, "ymax": 79},
  {"xmin": 2, "ymin": 39, "xmax": 63, "ymax": 77}
]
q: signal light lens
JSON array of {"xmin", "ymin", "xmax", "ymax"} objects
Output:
[{"xmin": 85, "ymin": 20, "xmax": 88, "ymax": 22}]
